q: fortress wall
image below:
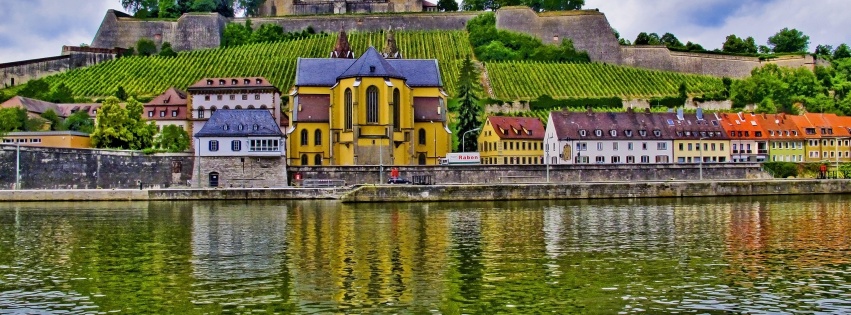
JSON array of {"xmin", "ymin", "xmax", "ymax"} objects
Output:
[
  {"xmin": 622, "ymin": 46, "xmax": 814, "ymax": 78},
  {"xmin": 237, "ymin": 12, "xmax": 476, "ymax": 33},
  {"xmin": 92, "ymin": 10, "xmax": 225, "ymax": 51},
  {"xmin": 495, "ymin": 7, "xmax": 622, "ymax": 64},
  {"xmin": 1, "ymin": 47, "xmax": 119, "ymax": 88}
]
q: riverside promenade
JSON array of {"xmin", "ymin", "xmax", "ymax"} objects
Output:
[{"xmin": 1, "ymin": 179, "xmax": 850, "ymax": 203}]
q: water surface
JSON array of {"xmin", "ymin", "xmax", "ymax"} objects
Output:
[{"xmin": 0, "ymin": 196, "xmax": 850, "ymax": 314}]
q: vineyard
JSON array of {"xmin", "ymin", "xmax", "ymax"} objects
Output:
[
  {"xmin": 41, "ymin": 31, "xmax": 473, "ymax": 98},
  {"xmin": 29, "ymin": 30, "xmax": 731, "ymax": 103},
  {"xmin": 486, "ymin": 61, "xmax": 726, "ymax": 100}
]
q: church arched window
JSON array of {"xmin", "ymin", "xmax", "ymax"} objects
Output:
[
  {"xmin": 392, "ymin": 88, "xmax": 400, "ymax": 131},
  {"xmin": 366, "ymin": 86, "xmax": 379, "ymax": 124},
  {"xmin": 344, "ymin": 88, "xmax": 353, "ymax": 130}
]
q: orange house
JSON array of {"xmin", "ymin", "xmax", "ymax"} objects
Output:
[{"xmin": 719, "ymin": 112, "xmax": 770, "ymax": 162}]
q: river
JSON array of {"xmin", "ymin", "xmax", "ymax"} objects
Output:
[{"xmin": 0, "ymin": 196, "xmax": 850, "ymax": 314}]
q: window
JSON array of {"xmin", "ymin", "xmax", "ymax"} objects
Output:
[
  {"xmin": 639, "ymin": 130, "xmax": 647, "ymax": 137},
  {"xmin": 231, "ymin": 140, "xmax": 241, "ymax": 151},
  {"xmin": 301, "ymin": 154, "xmax": 308, "ymax": 165},
  {"xmin": 172, "ymin": 110, "xmax": 178, "ymax": 117},
  {"xmin": 219, "ymin": 79, "xmax": 225, "ymax": 85},
  {"xmin": 366, "ymin": 86, "xmax": 379, "ymax": 124},
  {"xmin": 610, "ymin": 130, "xmax": 617, "ymax": 136},
  {"xmin": 314, "ymin": 129, "xmax": 322, "ymax": 145},
  {"xmin": 244, "ymin": 79, "xmax": 250, "ymax": 85},
  {"xmin": 595, "ymin": 156, "xmax": 605, "ymax": 163},
  {"xmin": 393, "ymin": 88, "xmax": 400, "ymax": 131},
  {"xmin": 315, "ymin": 154, "xmax": 322, "ymax": 165},
  {"xmin": 613, "ymin": 142, "xmax": 619, "ymax": 150},
  {"xmin": 576, "ymin": 142, "xmax": 587, "ymax": 151},
  {"xmin": 344, "ymin": 88, "xmax": 353, "ymax": 130},
  {"xmin": 625, "ymin": 130, "xmax": 633, "ymax": 137},
  {"xmin": 160, "ymin": 110, "xmax": 166, "ymax": 117},
  {"xmin": 253, "ymin": 124, "xmax": 258, "ymax": 131},
  {"xmin": 595, "ymin": 129, "xmax": 602, "ymax": 137},
  {"xmin": 249, "ymin": 139, "xmax": 280, "ymax": 152},
  {"xmin": 720, "ymin": 143, "xmax": 725, "ymax": 151},
  {"xmin": 597, "ymin": 142, "xmax": 603, "ymax": 151},
  {"xmin": 655, "ymin": 155, "xmax": 669, "ymax": 163},
  {"xmin": 579, "ymin": 130, "xmax": 587, "ymax": 137},
  {"xmin": 641, "ymin": 155, "xmax": 650, "ymax": 163},
  {"xmin": 300, "ymin": 129, "xmax": 308, "ymax": 146},
  {"xmin": 197, "ymin": 108, "xmax": 204, "ymax": 119},
  {"xmin": 628, "ymin": 142, "xmax": 634, "ymax": 150},
  {"xmin": 711, "ymin": 143, "xmax": 716, "ymax": 151},
  {"xmin": 612, "ymin": 156, "xmax": 621, "ymax": 163},
  {"xmin": 211, "ymin": 106, "xmax": 217, "ymax": 114},
  {"xmin": 679, "ymin": 143, "xmax": 684, "ymax": 151},
  {"xmin": 2, "ymin": 139, "xmax": 12, "ymax": 143},
  {"xmin": 238, "ymin": 124, "xmax": 244, "ymax": 131},
  {"xmin": 205, "ymin": 95, "xmax": 210, "ymax": 101},
  {"xmin": 242, "ymin": 95, "xmax": 248, "ymax": 100},
  {"xmin": 688, "ymin": 143, "xmax": 693, "ymax": 151},
  {"xmin": 148, "ymin": 111, "xmax": 154, "ymax": 117},
  {"xmin": 626, "ymin": 156, "xmax": 635, "ymax": 163},
  {"xmin": 642, "ymin": 142, "xmax": 648, "ymax": 150},
  {"xmin": 653, "ymin": 130, "xmax": 661, "ymax": 137},
  {"xmin": 209, "ymin": 140, "xmax": 219, "ymax": 151},
  {"xmin": 419, "ymin": 128, "xmax": 426, "ymax": 145},
  {"xmin": 255, "ymin": 95, "xmax": 261, "ymax": 100},
  {"xmin": 657, "ymin": 142, "xmax": 667, "ymax": 150},
  {"xmin": 206, "ymin": 80, "xmax": 213, "ymax": 85},
  {"xmin": 256, "ymin": 78, "xmax": 262, "ymax": 84},
  {"xmin": 217, "ymin": 95, "xmax": 223, "ymax": 101},
  {"xmin": 230, "ymin": 95, "xmax": 235, "ymax": 100}
]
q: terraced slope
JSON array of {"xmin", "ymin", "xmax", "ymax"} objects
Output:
[
  {"xmin": 43, "ymin": 31, "xmax": 473, "ymax": 98},
  {"xmin": 486, "ymin": 61, "xmax": 725, "ymax": 100}
]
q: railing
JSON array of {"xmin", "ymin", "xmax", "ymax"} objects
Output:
[{"xmin": 301, "ymin": 179, "xmax": 346, "ymax": 188}]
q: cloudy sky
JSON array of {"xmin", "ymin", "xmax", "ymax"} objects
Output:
[{"xmin": 1, "ymin": 0, "xmax": 850, "ymax": 63}]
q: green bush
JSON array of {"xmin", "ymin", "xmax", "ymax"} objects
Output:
[{"xmin": 763, "ymin": 162, "xmax": 798, "ymax": 178}]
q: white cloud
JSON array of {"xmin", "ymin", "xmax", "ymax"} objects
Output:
[
  {"xmin": 0, "ymin": 0, "xmax": 123, "ymax": 63},
  {"xmin": 586, "ymin": 0, "xmax": 851, "ymax": 51}
]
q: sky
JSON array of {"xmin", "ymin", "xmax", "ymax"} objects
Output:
[{"xmin": 1, "ymin": 0, "xmax": 850, "ymax": 63}]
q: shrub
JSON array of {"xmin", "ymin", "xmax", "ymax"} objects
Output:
[{"xmin": 763, "ymin": 162, "xmax": 798, "ymax": 178}]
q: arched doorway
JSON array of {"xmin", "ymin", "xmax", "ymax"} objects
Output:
[
  {"xmin": 418, "ymin": 153, "xmax": 426, "ymax": 165},
  {"xmin": 209, "ymin": 172, "xmax": 219, "ymax": 187}
]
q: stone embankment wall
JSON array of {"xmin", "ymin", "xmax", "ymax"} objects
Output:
[
  {"xmin": 341, "ymin": 179, "xmax": 851, "ymax": 202},
  {"xmin": 193, "ymin": 156, "xmax": 288, "ymax": 188},
  {"xmin": 289, "ymin": 163, "xmax": 769, "ymax": 185},
  {"xmin": 0, "ymin": 145, "xmax": 193, "ymax": 190},
  {"xmin": 1, "ymin": 46, "xmax": 120, "ymax": 88}
]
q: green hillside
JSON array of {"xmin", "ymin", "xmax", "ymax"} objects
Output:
[
  {"xmin": 35, "ymin": 30, "xmax": 726, "ymax": 101},
  {"xmin": 486, "ymin": 61, "xmax": 724, "ymax": 100},
  {"xmin": 44, "ymin": 31, "xmax": 472, "ymax": 98}
]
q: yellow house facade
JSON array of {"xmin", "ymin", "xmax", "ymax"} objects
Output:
[
  {"xmin": 478, "ymin": 116, "xmax": 544, "ymax": 165},
  {"xmin": 288, "ymin": 36, "xmax": 450, "ymax": 166},
  {"xmin": 2, "ymin": 131, "xmax": 92, "ymax": 149}
]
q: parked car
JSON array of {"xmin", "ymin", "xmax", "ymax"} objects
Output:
[{"xmin": 388, "ymin": 177, "xmax": 413, "ymax": 184}]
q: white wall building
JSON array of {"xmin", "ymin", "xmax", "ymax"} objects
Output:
[
  {"xmin": 188, "ymin": 77, "xmax": 285, "ymax": 139},
  {"xmin": 544, "ymin": 110, "xmax": 674, "ymax": 165}
]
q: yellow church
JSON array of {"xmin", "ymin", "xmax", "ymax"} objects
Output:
[{"xmin": 287, "ymin": 30, "xmax": 451, "ymax": 165}]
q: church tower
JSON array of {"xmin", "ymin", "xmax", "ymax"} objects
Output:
[
  {"xmin": 382, "ymin": 27, "xmax": 402, "ymax": 59},
  {"xmin": 330, "ymin": 28, "xmax": 354, "ymax": 59}
]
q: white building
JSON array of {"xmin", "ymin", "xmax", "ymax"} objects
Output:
[
  {"xmin": 193, "ymin": 109, "xmax": 287, "ymax": 188},
  {"xmin": 187, "ymin": 77, "xmax": 286, "ymax": 139},
  {"xmin": 544, "ymin": 110, "xmax": 674, "ymax": 165}
]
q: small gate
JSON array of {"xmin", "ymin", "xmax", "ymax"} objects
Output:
[{"xmin": 209, "ymin": 172, "xmax": 219, "ymax": 187}]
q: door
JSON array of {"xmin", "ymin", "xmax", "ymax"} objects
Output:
[{"xmin": 209, "ymin": 172, "xmax": 219, "ymax": 187}]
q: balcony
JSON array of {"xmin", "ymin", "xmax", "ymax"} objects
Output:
[{"xmin": 758, "ymin": 149, "xmax": 768, "ymax": 154}]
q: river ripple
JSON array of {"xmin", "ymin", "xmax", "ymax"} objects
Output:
[{"xmin": 0, "ymin": 196, "xmax": 849, "ymax": 314}]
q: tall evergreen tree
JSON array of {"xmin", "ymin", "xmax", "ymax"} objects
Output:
[{"xmin": 456, "ymin": 56, "xmax": 481, "ymax": 152}]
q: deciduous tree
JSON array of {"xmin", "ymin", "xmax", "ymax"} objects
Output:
[
  {"xmin": 136, "ymin": 38, "xmax": 158, "ymax": 56},
  {"xmin": 156, "ymin": 125, "xmax": 190, "ymax": 152},
  {"xmin": 62, "ymin": 110, "xmax": 95, "ymax": 134},
  {"xmin": 767, "ymin": 27, "xmax": 810, "ymax": 53},
  {"xmin": 833, "ymin": 43, "xmax": 851, "ymax": 60},
  {"xmin": 438, "ymin": 0, "xmax": 459, "ymax": 11},
  {"xmin": 722, "ymin": 34, "xmax": 757, "ymax": 54}
]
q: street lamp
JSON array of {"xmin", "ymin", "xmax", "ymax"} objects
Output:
[
  {"xmin": 15, "ymin": 142, "xmax": 21, "ymax": 190},
  {"xmin": 462, "ymin": 127, "xmax": 481, "ymax": 152},
  {"xmin": 699, "ymin": 137, "xmax": 707, "ymax": 180},
  {"xmin": 546, "ymin": 135, "xmax": 553, "ymax": 182}
]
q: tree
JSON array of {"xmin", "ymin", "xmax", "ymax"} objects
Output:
[
  {"xmin": 17, "ymin": 79, "xmax": 50, "ymax": 99},
  {"xmin": 62, "ymin": 110, "xmax": 95, "ymax": 134},
  {"xmin": 159, "ymin": 42, "xmax": 177, "ymax": 57},
  {"xmin": 41, "ymin": 109, "xmax": 63, "ymax": 131},
  {"xmin": 156, "ymin": 125, "xmax": 190, "ymax": 152},
  {"xmin": 438, "ymin": 0, "xmax": 459, "ymax": 11},
  {"xmin": 833, "ymin": 44, "xmax": 851, "ymax": 60},
  {"xmin": 0, "ymin": 108, "xmax": 23, "ymax": 137},
  {"xmin": 814, "ymin": 44, "xmax": 833, "ymax": 58},
  {"xmin": 126, "ymin": 97, "xmax": 158, "ymax": 150},
  {"xmin": 91, "ymin": 97, "xmax": 132, "ymax": 149},
  {"xmin": 684, "ymin": 41, "xmax": 704, "ymax": 52},
  {"xmin": 48, "ymin": 83, "xmax": 74, "ymax": 103},
  {"xmin": 115, "ymin": 86, "xmax": 128, "ymax": 101},
  {"xmin": 456, "ymin": 56, "xmax": 481, "ymax": 152},
  {"xmin": 222, "ymin": 20, "xmax": 252, "ymax": 47},
  {"xmin": 250, "ymin": 23, "xmax": 285, "ymax": 43},
  {"xmin": 538, "ymin": 0, "xmax": 583, "ymax": 11},
  {"xmin": 660, "ymin": 33, "xmax": 683, "ymax": 48},
  {"xmin": 136, "ymin": 38, "xmax": 158, "ymax": 56},
  {"xmin": 237, "ymin": 0, "xmax": 265, "ymax": 16},
  {"xmin": 722, "ymin": 34, "xmax": 757, "ymax": 54},
  {"xmin": 767, "ymin": 27, "xmax": 809, "ymax": 53},
  {"xmin": 634, "ymin": 32, "xmax": 660, "ymax": 46},
  {"xmin": 756, "ymin": 97, "xmax": 777, "ymax": 114}
]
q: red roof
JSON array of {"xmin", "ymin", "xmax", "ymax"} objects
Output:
[
  {"xmin": 753, "ymin": 113, "xmax": 803, "ymax": 140},
  {"xmin": 187, "ymin": 77, "xmax": 276, "ymax": 90},
  {"xmin": 146, "ymin": 87, "xmax": 187, "ymax": 106},
  {"xmin": 719, "ymin": 112, "xmax": 769, "ymax": 140},
  {"xmin": 486, "ymin": 116, "xmax": 544, "ymax": 140}
]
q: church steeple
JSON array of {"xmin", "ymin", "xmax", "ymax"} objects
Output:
[
  {"xmin": 382, "ymin": 27, "xmax": 402, "ymax": 59},
  {"xmin": 331, "ymin": 27, "xmax": 354, "ymax": 59}
]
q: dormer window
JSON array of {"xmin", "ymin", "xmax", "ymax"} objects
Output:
[
  {"xmin": 685, "ymin": 131, "xmax": 691, "ymax": 136},
  {"xmin": 653, "ymin": 130, "xmax": 661, "ymax": 137},
  {"xmin": 231, "ymin": 79, "xmax": 238, "ymax": 85},
  {"xmin": 700, "ymin": 132, "xmax": 707, "ymax": 137},
  {"xmin": 238, "ymin": 124, "xmax": 244, "ymax": 131},
  {"xmin": 595, "ymin": 129, "xmax": 602, "ymax": 137},
  {"xmin": 369, "ymin": 66, "xmax": 376, "ymax": 73},
  {"xmin": 244, "ymin": 79, "xmax": 250, "ymax": 85},
  {"xmin": 625, "ymin": 130, "xmax": 633, "ymax": 137},
  {"xmin": 639, "ymin": 130, "xmax": 647, "ymax": 137},
  {"xmin": 579, "ymin": 129, "xmax": 587, "ymax": 137},
  {"xmin": 770, "ymin": 130, "xmax": 774, "ymax": 136},
  {"xmin": 256, "ymin": 79, "xmax": 262, "ymax": 84},
  {"xmin": 219, "ymin": 79, "xmax": 225, "ymax": 85},
  {"xmin": 223, "ymin": 124, "xmax": 229, "ymax": 131},
  {"xmin": 253, "ymin": 124, "xmax": 259, "ymax": 131},
  {"xmin": 609, "ymin": 130, "xmax": 617, "ymax": 137},
  {"xmin": 677, "ymin": 131, "xmax": 683, "ymax": 136},
  {"xmin": 206, "ymin": 80, "xmax": 213, "ymax": 85}
]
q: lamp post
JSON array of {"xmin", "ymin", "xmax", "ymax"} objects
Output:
[
  {"xmin": 546, "ymin": 135, "xmax": 553, "ymax": 182},
  {"xmin": 461, "ymin": 127, "xmax": 481, "ymax": 152},
  {"xmin": 15, "ymin": 142, "xmax": 21, "ymax": 190},
  {"xmin": 699, "ymin": 137, "xmax": 706, "ymax": 180}
]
